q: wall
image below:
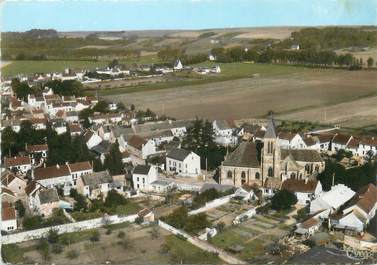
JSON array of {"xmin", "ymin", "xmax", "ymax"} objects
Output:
[
  {"xmin": 158, "ymin": 220, "xmax": 245, "ymax": 265},
  {"xmin": 2, "ymin": 214, "xmax": 138, "ymax": 245},
  {"xmin": 188, "ymin": 194, "xmax": 234, "ymax": 216}
]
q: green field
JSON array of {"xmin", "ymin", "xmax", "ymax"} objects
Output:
[
  {"xmin": 2, "ymin": 60, "xmax": 109, "ymax": 77},
  {"xmin": 96, "ymin": 63, "xmax": 313, "ymax": 96}
]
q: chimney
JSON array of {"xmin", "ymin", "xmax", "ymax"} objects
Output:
[
  {"xmin": 56, "ymin": 164, "xmax": 60, "ymax": 169},
  {"xmin": 44, "ymin": 163, "xmax": 46, "ymax": 168}
]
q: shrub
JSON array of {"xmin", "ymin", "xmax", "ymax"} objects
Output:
[
  {"xmin": 15, "ymin": 200, "xmax": 26, "ymax": 218},
  {"xmin": 117, "ymin": 231, "xmax": 125, "ymax": 239},
  {"xmin": 47, "ymin": 229, "xmax": 59, "ymax": 244},
  {"xmin": 51, "ymin": 243, "xmax": 63, "ymax": 254},
  {"xmin": 66, "ymin": 249, "xmax": 79, "ymax": 259},
  {"xmin": 150, "ymin": 226, "xmax": 160, "ymax": 239},
  {"xmin": 90, "ymin": 230, "xmax": 100, "ymax": 242},
  {"xmin": 36, "ymin": 239, "xmax": 50, "ymax": 261}
]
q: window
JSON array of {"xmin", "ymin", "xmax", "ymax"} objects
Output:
[
  {"xmin": 227, "ymin": 171, "xmax": 232, "ymax": 179},
  {"xmin": 268, "ymin": 167, "xmax": 273, "ymax": 177},
  {"xmin": 241, "ymin": 171, "xmax": 246, "ymax": 185},
  {"xmin": 290, "ymin": 172, "xmax": 296, "ymax": 179},
  {"xmin": 255, "ymin": 172, "xmax": 260, "ymax": 180}
]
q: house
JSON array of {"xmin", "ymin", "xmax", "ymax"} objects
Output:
[
  {"xmin": 357, "ymin": 137, "xmax": 377, "ymax": 157},
  {"xmin": 166, "ymin": 148, "xmax": 201, "ymax": 177},
  {"xmin": 278, "ymin": 131, "xmax": 306, "ymax": 149},
  {"xmin": 33, "ymin": 164, "xmax": 72, "ymax": 189},
  {"xmin": 127, "ymin": 135, "xmax": 157, "ymax": 160},
  {"xmin": 316, "ymin": 134, "xmax": 334, "ymax": 152},
  {"xmin": 331, "ymin": 134, "xmax": 353, "ymax": 152},
  {"xmin": 1, "ymin": 187, "xmax": 17, "ymax": 204},
  {"xmin": 84, "ymin": 130, "xmax": 103, "ymax": 149},
  {"xmin": 295, "ymin": 217, "xmax": 322, "ymax": 238},
  {"xmin": 310, "ymin": 184, "xmax": 355, "ymax": 214},
  {"xmin": 52, "ymin": 120, "xmax": 67, "ymax": 135},
  {"xmin": 4, "ymin": 156, "xmax": 32, "ymax": 174},
  {"xmin": 233, "ymin": 187, "xmax": 257, "ymax": 202},
  {"xmin": 31, "ymin": 118, "xmax": 47, "ymax": 130},
  {"xmin": 97, "ymin": 125, "xmax": 112, "ymax": 141},
  {"xmin": 331, "ymin": 184, "xmax": 377, "ymax": 234},
  {"xmin": 69, "ymin": 123, "xmax": 83, "ymax": 136},
  {"xmin": 1, "ymin": 170, "xmax": 27, "ymax": 198},
  {"xmin": 76, "ymin": 170, "xmax": 112, "ymax": 199},
  {"xmin": 150, "ymin": 179, "xmax": 174, "ymax": 193},
  {"xmin": 132, "ymin": 165, "xmax": 158, "ymax": 192},
  {"xmin": 34, "ymin": 188, "xmax": 60, "ymax": 217},
  {"xmin": 26, "ymin": 144, "xmax": 48, "ymax": 163},
  {"xmin": 137, "ymin": 208, "xmax": 155, "ymax": 223},
  {"xmin": 291, "ymin": 44, "xmax": 300, "ymax": 50},
  {"xmin": 2, "ymin": 202, "xmax": 17, "ymax": 232},
  {"xmin": 213, "ymin": 120, "xmax": 238, "ymax": 146},
  {"xmin": 25, "ymin": 180, "xmax": 44, "ymax": 211},
  {"xmin": 65, "ymin": 111, "xmax": 79, "ymax": 122},
  {"xmin": 173, "ymin": 59, "xmax": 183, "ymax": 70},
  {"xmin": 68, "ymin": 161, "xmax": 93, "ymax": 187},
  {"xmin": 281, "ymin": 179, "xmax": 322, "ymax": 205},
  {"xmin": 208, "ymin": 54, "xmax": 216, "ymax": 61}
]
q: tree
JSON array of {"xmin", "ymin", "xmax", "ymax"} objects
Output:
[
  {"xmin": 90, "ymin": 230, "xmax": 100, "ymax": 242},
  {"xmin": 92, "ymin": 100, "xmax": 109, "ymax": 113},
  {"xmin": 271, "ymin": 190, "xmax": 297, "ymax": 211},
  {"xmin": 104, "ymin": 141, "xmax": 124, "ymax": 175},
  {"xmin": 104, "ymin": 190, "xmax": 127, "ymax": 208},
  {"xmin": 15, "ymin": 200, "xmax": 26, "ymax": 218},
  {"xmin": 367, "ymin": 57, "xmax": 374, "ymax": 68},
  {"xmin": 1, "ymin": 127, "xmax": 19, "ymax": 156}
]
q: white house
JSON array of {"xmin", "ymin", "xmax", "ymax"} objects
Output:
[
  {"xmin": 84, "ymin": 130, "xmax": 103, "ymax": 149},
  {"xmin": 331, "ymin": 134, "xmax": 353, "ymax": 152},
  {"xmin": 67, "ymin": 161, "xmax": 93, "ymax": 187},
  {"xmin": 166, "ymin": 148, "xmax": 201, "ymax": 177},
  {"xmin": 34, "ymin": 188, "xmax": 61, "ymax": 217},
  {"xmin": 278, "ymin": 132, "xmax": 306, "ymax": 149},
  {"xmin": 310, "ymin": 184, "xmax": 355, "ymax": 214},
  {"xmin": 213, "ymin": 120, "xmax": 238, "ymax": 146},
  {"xmin": 281, "ymin": 179, "xmax": 322, "ymax": 205},
  {"xmin": 332, "ymin": 184, "xmax": 377, "ymax": 234},
  {"xmin": 150, "ymin": 179, "xmax": 175, "ymax": 193},
  {"xmin": 1, "ymin": 170, "xmax": 27, "ymax": 198},
  {"xmin": 132, "ymin": 165, "xmax": 158, "ymax": 192},
  {"xmin": 127, "ymin": 135, "xmax": 157, "ymax": 160},
  {"xmin": 356, "ymin": 137, "xmax": 377, "ymax": 158},
  {"xmin": 33, "ymin": 164, "xmax": 72, "ymax": 189},
  {"xmin": 26, "ymin": 144, "xmax": 48, "ymax": 163},
  {"xmin": 4, "ymin": 156, "xmax": 32, "ymax": 174},
  {"xmin": 173, "ymin": 59, "xmax": 183, "ymax": 70},
  {"xmin": 77, "ymin": 170, "xmax": 112, "ymax": 199}
]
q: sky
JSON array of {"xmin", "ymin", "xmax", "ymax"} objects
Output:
[{"xmin": 1, "ymin": 0, "xmax": 376, "ymax": 32}]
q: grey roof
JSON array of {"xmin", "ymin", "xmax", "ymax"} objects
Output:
[
  {"xmin": 91, "ymin": 141, "xmax": 111, "ymax": 154},
  {"xmin": 151, "ymin": 179, "xmax": 173, "ymax": 186},
  {"xmin": 281, "ymin": 149, "xmax": 324, "ymax": 163},
  {"xmin": 223, "ymin": 142, "xmax": 260, "ymax": 168},
  {"xmin": 38, "ymin": 188, "xmax": 59, "ymax": 204},
  {"xmin": 81, "ymin": 170, "xmax": 112, "ymax": 188},
  {"xmin": 133, "ymin": 120, "xmax": 191, "ymax": 134},
  {"xmin": 289, "ymin": 246, "xmax": 356, "ymax": 264},
  {"xmin": 264, "ymin": 115, "xmax": 277, "ymax": 139},
  {"xmin": 112, "ymin": 126, "xmax": 134, "ymax": 138},
  {"xmin": 133, "ymin": 165, "xmax": 151, "ymax": 175},
  {"xmin": 200, "ymin": 183, "xmax": 235, "ymax": 193},
  {"xmin": 166, "ymin": 148, "xmax": 191, "ymax": 161}
]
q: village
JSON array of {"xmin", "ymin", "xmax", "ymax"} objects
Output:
[{"xmin": 1, "ymin": 66, "xmax": 377, "ymax": 264}]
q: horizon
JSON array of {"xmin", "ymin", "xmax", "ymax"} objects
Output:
[{"xmin": 1, "ymin": 0, "xmax": 376, "ymax": 32}]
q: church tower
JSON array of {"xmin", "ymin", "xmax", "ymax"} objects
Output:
[{"xmin": 261, "ymin": 114, "xmax": 281, "ymax": 180}]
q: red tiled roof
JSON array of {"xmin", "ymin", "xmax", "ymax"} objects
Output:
[
  {"xmin": 281, "ymin": 179, "xmax": 318, "ymax": 193},
  {"xmin": 128, "ymin": 135, "xmax": 147, "ymax": 150},
  {"xmin": 26, "ymin": 144, "xmax": 48, "ymax": 152},
  {"xmin": 34, "ymin": 165, "xmax": 70, "ymax": 180},
  {"xmin": 68, "ymin": 161, "xmax": 92, "ymax": 173},
  {"xmin": 4, "ymin": 156, "xmax": 31, "ymax": 167},
  {"xmin": 353, "ymin": 184, "xmax": 377, "ymax": 214},
  {"xmin": 332, "ymin": 133, "xmax": 352, "ymax": 145}
]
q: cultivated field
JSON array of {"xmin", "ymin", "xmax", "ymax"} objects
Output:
[{"xmin": 105, "ymin": 67, "xmax": 377, "ymax": 129}]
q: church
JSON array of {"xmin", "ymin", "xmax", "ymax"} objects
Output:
[{"xmin": 219, "ymin": 116, "xmax": 325, "ymax": 190}]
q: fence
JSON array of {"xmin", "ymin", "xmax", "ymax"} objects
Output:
[
  {"xmin": 2, "ymin": 214, "xmax": 138, "ymax": 245},
  {"xmin": 158, "ymin": 220, "xmax": 246, "ymax": 264}
]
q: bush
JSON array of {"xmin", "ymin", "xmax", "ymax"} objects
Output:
[
  {"xmin": 90, "ymin": 230, "xmax": 100, "ymax": 242},
  {"xmin": 47, "ymin": 229, "xmax": 60, "ymax": 244},
  {"xmin": 150, "ymin": 226, "xmax": 160, "ymax": 239},
  {"xmin": 15, "ymin": 200, "xmax": 26, "ymax": 218},
  {"xmin": 271, "ymin": 190, "xmax": 297, "ymax": 211},
  {"xmin": 117, "ymin": 231, "xmax": 126, "ymax": 238},
  {"xmin": 51, "ymin": 243, "xmax": 63, "ymax": 254},
  {"xmin": 36, "ymin": 239, "xmax": 50, "ymax": 261},
  {"xmin": 23, "ymin": 215, "xmax": 44, "ymax": 230},
  {"xmin": 2, "ymin": 244, "xmax": 24, "ymax": 263},
  {"xmin": 66, "ymin": 249, "xmax": 79, "ymax": 259}
]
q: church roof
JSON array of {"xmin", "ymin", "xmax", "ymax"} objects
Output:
[
  {"xmin": 281, "ymin": 149, "xmax": 324, "ymax": 163},
  {"xmin": 264, "ymin": 116, "xmax": 277, "ymax": 139},
  {"xmin": 223, "ymin": 142, "xmax": 260, "ymax": 168}
]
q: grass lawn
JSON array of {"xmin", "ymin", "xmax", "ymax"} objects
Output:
[
  {"xmin": 164, "ymin": 235, "xmax": 221, "ymax": 264},
  {"xmin": 2, "ymin": 60, "xmax": 109, "ymax": 77},
  {"xmin": 114, "ymin": 201, "xmax": 142, "ymax": 215}
]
